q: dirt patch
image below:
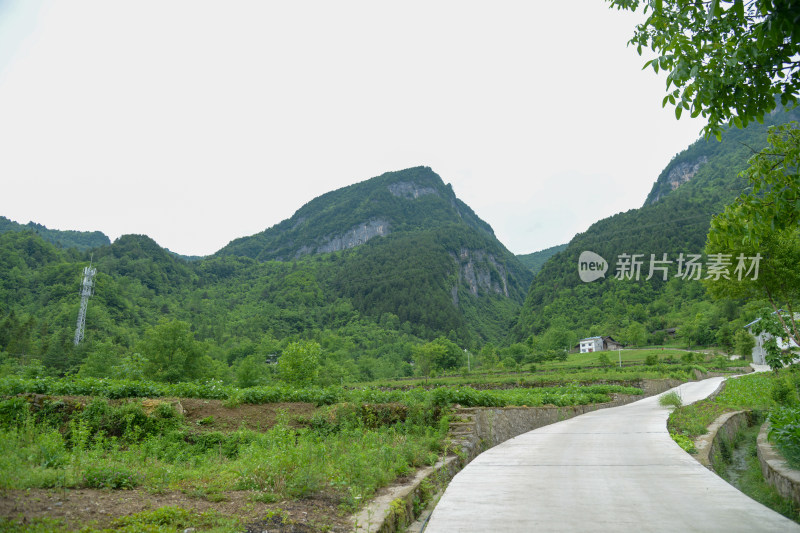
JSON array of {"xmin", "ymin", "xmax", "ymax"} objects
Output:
[
  {"xmin": 16, "ymin": 394, "xmax": 320, "ymax": 434},
  {"xmin": 0, "ymin": 488, "xmax": 351, "ymax": 532},
  {"xmin": 179, "ymin": 399, "xmax": 318, "ymax": 432}
]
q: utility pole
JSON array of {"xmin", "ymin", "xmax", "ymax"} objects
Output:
[{"xmin": 73, "ymin": 258, "xmax": 97, "ymax": 346}]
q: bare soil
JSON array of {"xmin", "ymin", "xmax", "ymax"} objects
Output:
[
  {"xmin": 0, "ymin": 488, "xmax": 350, "ymax": 532},
  {"xmin": 178, "ymin": 399, "xmax": 319, "ymax": 432}
]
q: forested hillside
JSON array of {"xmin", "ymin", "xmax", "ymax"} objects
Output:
[
  {"xmin": 216, "ymin": 166, "xmax": 533, "ymax": 343},
  {"xmin": 0, "ymin": 167, "xmax": 534, "ymax": 383},
  {"xmin": 0, "ymin": 216, "xmax": 110, "ymax": 251},
  {"xmin": 517, "ymin": 244, "xmax": 567, "ymax": 275},
  {"xmin": 514, "ymin": 107, "xmax": 800, "ymax": 352}
]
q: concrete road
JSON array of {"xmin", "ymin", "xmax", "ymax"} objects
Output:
[{"xmin": 425, "ymin": 377, "xmax": 800, "ymax": 532}]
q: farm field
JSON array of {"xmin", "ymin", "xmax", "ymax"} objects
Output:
[{"xmin": 0, "ymin": 361, "xmax": 702, "ymax": 533}]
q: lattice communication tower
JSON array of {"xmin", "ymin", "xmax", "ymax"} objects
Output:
[{"xmin": 73, "ymin": 261, "xmax": 97, "ymax": 345}]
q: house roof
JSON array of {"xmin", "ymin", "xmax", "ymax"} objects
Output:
[
  {"xmin": 744, "ymin": 311, "xmax": 800, "ymax": 329},
  {"xmin": 580, "ymin": 336, "xmax": 603, "ymax": 342}
]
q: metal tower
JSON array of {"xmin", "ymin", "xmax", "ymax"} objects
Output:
[{"xmin": 73, "ymin": 261, "xmax": 97, "ymax": 345}]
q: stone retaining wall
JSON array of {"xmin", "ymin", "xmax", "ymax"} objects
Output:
[
  {"xmin": 464, "ymin": 378, "xmax": 683, "ymax": 455},
  {"xmin": 694, "ymin": 410, "xmax": 751, "ymax": 470},
  {"xmin": 757, "ymin": 422, "xmax": 800, "ymax": 507}
]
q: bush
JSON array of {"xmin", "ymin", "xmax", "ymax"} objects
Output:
[
  {"xmin": 82, "ymin": 464, "xmax": 141, "ymax": 489},
  {"xmin": 645, "ymin": 354, "xmax": 659, "ymax": 366},
  {"xmin": 771, "ymin": 376, "xmax": 799, "ymax": 407},
  {"xmin": 659, "ymin": 390, "xmax": 683, "ymax": 408},
  {"xmin": 768, "ymin": 407, "xmax": 800, "ymax": 468}
]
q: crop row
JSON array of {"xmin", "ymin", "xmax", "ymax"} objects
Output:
[{"xmin": 0, "ymin": 376, "xmax": 642, "ymax": 408}]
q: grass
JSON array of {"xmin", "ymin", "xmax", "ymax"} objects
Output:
[
  {"xmin": 0, "ymin": 397, "xmax": 448, "ymax": 512},
  {"xmin": 0, "ymin": 506, "xmax": 243, "ymax": 533},
  {"xmin": 659, "ymin": 390, "xmax": 683, "ymax": 408},
  {"xmin": 537, "ymin": 349, "xmax": 690, "ymax": 369},
  {"xmin": 366, "ymin": 364, "xmax": 711, "ymax": 390}
]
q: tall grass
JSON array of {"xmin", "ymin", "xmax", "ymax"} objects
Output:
[{"xmin": 0, "ymin": 397, "xmax": 447, "ymax": 511}]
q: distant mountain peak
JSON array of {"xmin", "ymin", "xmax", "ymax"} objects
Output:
[{"xmin": 215, "ymin": 166, "xmax": 496, "ymax": 261}]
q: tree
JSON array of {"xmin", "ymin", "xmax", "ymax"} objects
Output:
[
  {"xmin": 138, "ymin": 320, "xmax": 204, "ymax": 383},
  {"xmin": 235, "ymin": 354, "xmax": 270, "ymax": 388},
  {"xmin": 733, "ymin": 328, "xmax": 756, "ymax": 357},
  {"xmin": 706, "ymin": 123, "xmax": 800, "ymax": 351},
  {"xmin": 624, "ymin": 322, "xmax": 648, "ymax": 347},
  {"xmin": 277, "ymin": 341, "xmax": 321, "ymax": 387},
  {"xmin": 608, "ymin": 0, "xmax": 800, "ymax": 139}
]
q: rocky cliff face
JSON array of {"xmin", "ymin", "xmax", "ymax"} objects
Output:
[
  {"xmin": 451, "ymin": 248, "xmax": 509, "ymax": 305},
  {"xmin": 388, "ymin": 181, "xmax": 439, "ymax": 199},
  {"xmin": 649, "ymin": 156, "xmax": 708, "ymax": 204},
  {"xmin": 314, "ymin": 219, "xmax": 390, "ymax": 255}
]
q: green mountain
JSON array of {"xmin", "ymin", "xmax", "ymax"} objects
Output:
[
  {"xmin": 514, "ymin": 107, "xmax": 800, "ymax": 350},
  {"xmin": 0, "ymin": 216, "xmax": 110, "ymax": 251},
  {"xmin": 517, "ymin": 244, "xmax": 568, "ymax": 275},
  {"xmin": 217, "ymin": 167, "xmax": 533, "ymax": 343}
]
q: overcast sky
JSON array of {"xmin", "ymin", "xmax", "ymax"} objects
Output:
[{"xmin": 0, "ymin": 1, "xmax": 706, "ymax": 257}]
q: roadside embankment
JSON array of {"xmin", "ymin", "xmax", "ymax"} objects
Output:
[{"xmin": 758, "ymin": 422, "xmax": 800, "ymax": 507}]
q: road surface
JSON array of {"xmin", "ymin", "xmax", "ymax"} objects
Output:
[{"xmin": 425, "ymin": 377, "xmax": 799, "ymax": 532}]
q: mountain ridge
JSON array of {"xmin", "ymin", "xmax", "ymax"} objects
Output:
[{"xmin": 513, "ymin": 106, "xmax": 799, "ymax": 349}]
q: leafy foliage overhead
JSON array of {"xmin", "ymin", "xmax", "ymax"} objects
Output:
[{"xmin": 608, "ymin": 0, "xmax": 800, "ymax": 139}]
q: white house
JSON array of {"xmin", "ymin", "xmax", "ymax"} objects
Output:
[
  {"xmin": 579, "ymin": 337, "xmax": 603, "ymax": 353},
  {"xmin": 745, "ymin": 313, "xmax": 800, "ymax": 365},
  {"xmin": 578, "ymin": 336, "xmax": 623, "ymax": 353}
]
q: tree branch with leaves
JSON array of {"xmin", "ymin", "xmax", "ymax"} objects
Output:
[
  {"xmin": 705, "ymin": 122, "xmax": 800, "ymax": 367},
  {"xmin": 607, "ymin": 0, "xmax": 800, "ymax": 139}
]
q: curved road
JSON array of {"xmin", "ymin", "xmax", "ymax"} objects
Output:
[{"xmin": 426, "ymin": 377, "xmax": 799, "ymax": 532}]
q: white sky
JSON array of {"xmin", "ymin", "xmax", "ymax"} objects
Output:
[{"xmin": 0, "ymin": 1, "xmax": 706, "ymax": 257}]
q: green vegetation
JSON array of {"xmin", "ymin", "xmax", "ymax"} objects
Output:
[
  {"xmin": 516, "ymin": 243, "xmax": 567, "ymax": 275},
  {"xmin": 667, "ymin": 367, "xmax": 800, "ymax": 523},
  {"xmin": 0, "ymin": 367, "xmax": 657, "ymax": 530},
  {"xmin": 659, "ymin": 390, "xmax": 683, "ymax": 409},
  {"xmin": 667, "ymin": 371, "xmax": 785, "ymax": 438},
  {"xmin": 706, "ymin": 123, "xmax": 800, "ymax": 369},
  {"xmin": 0, "ymin": 216, "xmax": 110, "ymax": 251},
  {"xmin": 0, "ymin": 394, "xmax": 447, "ymax": 510},
  {"xmin": 715, "ymin": 420, "xmax": 800, "ymax": 524},
  {"xmin": 0, "ymin": 167, "xmax": 539, "ymax": 387},
  {"xmin": 607, "ymin": 0, "xmax": 800, "ymax": 139},
  {"xmin": 514, "ymin": 106, "xmax": 799, "ymax": 354},
  {"xmin": 769, "ymin": 407, "xmax": 800, "ymax": 468},
  {"xmin": 366, "ymin": 363, "xmax": 714, "ymax": 391},
  {"xmin": 0, "ymin": 375, "xmax": 642, "ymax": 409},
  {"xmin": 669, "ymin": 432, "xmax": 696, "ymax": 454}
]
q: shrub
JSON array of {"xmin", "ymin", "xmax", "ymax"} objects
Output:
[
  {"xmin": 82, "ymin": 464, "xmax": 141, "ymax": 489},
  {"xmin": 768, "ymin": 407, "xmax": 800, "ymax": 468},
  {"xmin": 645, "ymin": 354, "xmax": 659, "ymax": 366},
  {"xmin": 659, "ymin": 390, "xmax": 683, "ymax": 408},
  {"xmin": 771, "ymin": 376, "xmax": 799, "ymax": 407}
]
